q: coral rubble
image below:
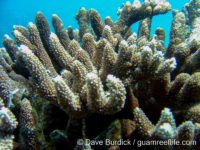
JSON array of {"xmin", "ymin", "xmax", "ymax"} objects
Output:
[{"xmin": 1, "ymin": 0, "xmax": 200, "ymax": 149}]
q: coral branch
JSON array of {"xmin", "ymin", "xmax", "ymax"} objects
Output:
[
  {"xmin": 112, "ymin": 0, "xmax": 171, "ymax": 36},
  {"xmin": 17, "ymin": 45, "xmax": 58, "ymax": 105},
  {"xmin": 20, "ymin": 98, "xmax": 39, "ymax": 149},
  {"xmin": 86, "ymin": 73, "xmax": 126, "ymax": 114}
]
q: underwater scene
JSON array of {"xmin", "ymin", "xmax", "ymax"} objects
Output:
[{"xmin": 1, "ymin": 0, "xmax": 200, "ymax": 149}]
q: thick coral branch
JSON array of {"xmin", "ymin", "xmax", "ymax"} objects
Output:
[
  {"xmin": 20, "ymin": 98, "xmax": 39, "ymax": 150},
  {"xmin": 112, "ymin": 0, "xmax": 171, "ymax": 36},
  {"xmin": 86, "ymin": 73, "xmax": 126, "ymax": 114},
  {"xmin": 17, "ymin": 45, "xmax": 58, "ymax": 105}
]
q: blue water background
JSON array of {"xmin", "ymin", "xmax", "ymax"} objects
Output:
[{"xmin": 0, "ymin": 0, "xmax": 190, "ymax": 48}]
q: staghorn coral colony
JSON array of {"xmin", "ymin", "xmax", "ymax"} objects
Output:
[{"xmin": 1, "ymin": 0, "xmax": 200, "ymax": 149}]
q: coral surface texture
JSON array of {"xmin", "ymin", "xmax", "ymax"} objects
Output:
[{"xmin": 1, "ymin": 0, "xmax": 200, "ymax": 149}]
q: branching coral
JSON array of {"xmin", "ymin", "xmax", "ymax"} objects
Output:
[
  {"xmin": 0, "ymin": 98, "xmax": 18, "ymax": 149},
  {"xmin": 1, "ymin": 0, "xmax": 200, "ymax": 149},
  {"xmin": 134, "ymin": 107, "xmax": 199, "ymax": 149},
  {"xmin": 20, "ymin": 98, "xmax": 39, "ymax": 150}
]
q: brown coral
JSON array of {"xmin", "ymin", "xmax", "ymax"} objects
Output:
[{"xmin": 1, "ymin": 0, "xmax": 200, "ymax": 149}]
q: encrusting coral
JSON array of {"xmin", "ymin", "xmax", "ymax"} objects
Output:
[{"xmin": 1, "ymin": 0, "xmax": 200, "ymax": 149}]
